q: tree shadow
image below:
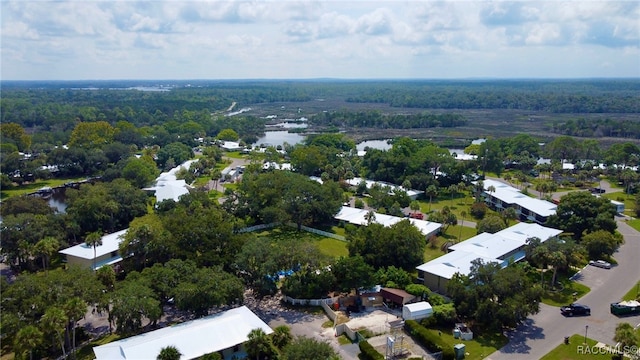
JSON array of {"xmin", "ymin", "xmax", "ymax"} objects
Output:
[{"xmin": 495, "ymin": 318, "xmax": 545, "ymax": 355}]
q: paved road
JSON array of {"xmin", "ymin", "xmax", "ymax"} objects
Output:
[{"xmin": 488, "ymin": 218, "xmax": 640, "ymax": 359}]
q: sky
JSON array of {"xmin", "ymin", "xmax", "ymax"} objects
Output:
[{"xmin": 1, "ymin": 1, "xmax": 639, "ymax": 81}]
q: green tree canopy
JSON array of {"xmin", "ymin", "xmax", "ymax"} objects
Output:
[
  {"xmin": 447, "ymin": 259, "xmax": 543, "ymax": 331},
  {"xmin": 68, "ymin": 121, "xmax": 115, "ymax": 149},
  {"xmin": 280, "ymin": 336, "xmax": 338, "ymax": 360},
  {"xmin": 347, "ymin": 220, "xmax": 425, "ymax": 270},
  {"xmin": 546, "ymin": 191, "xmax": 617, "ymax": 240},
  {"xmin": 217, "ymin": 128, "xmax": 239, "ymax": 141}
]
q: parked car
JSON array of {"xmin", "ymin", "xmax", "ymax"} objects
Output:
[
  {"xmin": 561, "ymin": 303, "xmax": 591, "ymax": 316},
  {"xmin": 589, "ymin": 260, "xmax": 612, "ymax": 269}
]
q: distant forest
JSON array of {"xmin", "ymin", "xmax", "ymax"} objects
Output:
[{"xmin": 1, "ymin": 79, "xmax": 639, "ymax": 140}]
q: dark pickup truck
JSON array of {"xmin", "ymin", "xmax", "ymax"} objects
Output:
[{"xmin": 561, "ymin": 303, "xmax": 591, "ymax": 316}]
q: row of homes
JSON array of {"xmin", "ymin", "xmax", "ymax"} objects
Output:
[{"xmin": 416, "ymin": 222, "xmax": 563, "ymax": 294}]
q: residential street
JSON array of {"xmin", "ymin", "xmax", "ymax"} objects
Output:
[{"xmin": 487, "ymin": 218, "xmax": 640, "ymax": 359}]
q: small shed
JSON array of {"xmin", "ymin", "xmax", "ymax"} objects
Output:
[
  {"xmin": 402, "ymin": 302, "xmax": 433, "ymax": 321},
  {"xmin": 380, "ymin": 288, "xmax": 416, "ymax": 308}
]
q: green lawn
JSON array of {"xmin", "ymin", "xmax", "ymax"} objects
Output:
[
  {"xmin": 222, "ymin": 151, "xmax": 247, "ymax": 159},
  {"xmin": 601, "ymin": 192, "xmax": 636, "ymax": 217},
  {"xmin": 541, "ymin": 334, "xmax": 613, "ymax": 360},
  {"xmin": 424, "ymin": 225, "xmax": 477, "ymax": 262},
  {"xmin": 426, "ymin": 326, "xmax": 508, "ymax": 360},
  {"xmin": 626, "ymin": 218, "xmax": 640, "ymax": 232},
  {"xmin": 1, "ymin": 177, "xmax": 86, "ymax": 200},
  {"xmin": 622, "ymin": 280, "xmax": 640, "ymax": 301},
  {"xmin": 540, "ymin": 275, "xmax": 591, "ymax": 307},
  {"xmin": 255, "ymin": 227, "xmax": 348, "ymax": 259}
]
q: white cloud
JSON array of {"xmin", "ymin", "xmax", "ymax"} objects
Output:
[{"xmin": 1, "ymin": 0, "xmax": 638, "ymax": 80}]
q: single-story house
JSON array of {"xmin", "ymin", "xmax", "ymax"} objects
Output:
[
  {"xmin": 59, "ymin": 229, "xmax": 128, "ymax": 271},
  {"xmin": 417, "ymin": 222, "xmax": 562, "ymax": 294},
  {"xmin": 334, "ymin": 206, "xmax": 442, "ymax": 239},
  {"xmin": 380, "ymin": 288, "xmax": 416, "ymax": 308},
  {"xmin": 93, "ymin": 306, "xmax": 272, "ymax": 360}
]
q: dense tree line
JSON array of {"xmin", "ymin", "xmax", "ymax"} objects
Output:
[
  {"xmin": 548, "ymin": 117, "xmax": 640, "ymax": 139},
  {"xmin": 310, "ymin": 110, "xmax": 467, "ymax": 129},
  {"xmin": 344, "ymin": 79, "xmax": 640, "ymax": 113}
]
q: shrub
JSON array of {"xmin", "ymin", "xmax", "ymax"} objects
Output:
[
  {"xmin": 405, "ymin": 320, "xmax": 455, "ymax": 360},
  {"xmin": 432, "ymin": 303, "xmax": 457, "ymax": 327},
  {"xmin": 470, "ymin": 202, "xmax": 487, "ymax": 219},
  {"xmin": 358, "ymin": 340, "xmax": 384, "ymax": 360},
  {"xmin": 405, "ymin": 284, "xmax": 430, "ymax": 298}
]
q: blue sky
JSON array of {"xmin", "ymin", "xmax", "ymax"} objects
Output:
[{"xmin": 1, "ymin": 1, "xmax": 638, "ymax": 80}]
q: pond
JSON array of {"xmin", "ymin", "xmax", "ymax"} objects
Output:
[
  {"xmin": 253, "ymin": 130, "xmax": 306, "ymax": 148},
  {"xmin": 356, "ymin": 139, "xmax": 393, "ymax": 151},
  {"xmin": 48, "ymin": 188, "xmax": 68, "ymax": 213}
]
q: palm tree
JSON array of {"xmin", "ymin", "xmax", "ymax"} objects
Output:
[
  {"xmin": 548, "ymin": 251, "xmax": 566, "ymax": 288},
  {"xmin": 14, "ymin": 325, "xmax": 43, "ymax": 360},
  {"xmin": 409, "ymin": 200, "xmax": 420, "ymax": 215},
  {"xmin": 85, "ymin": 231, "xmax": 103, "ymax": 271},
  {"xmin": 425, "ymin": 185, "xmax": 438, "ymax": 212},
  {"xmin": 271, "ymin": 325, "xmax": 293, "ymax": 349},
  {"xmin": 33, "ymin": 236, "xmax": 59, "ymax": 273},
  {"xmin": 246, "ymin": 328, "xmax": 273, "ymax": 360},
  {"xmin": 64, "ymin": 297, "xmax": 87, "ymax": 359},
  {"xmin": 364, "ymin": 210, "xmax": 376, "ymax": 225},
  {"xmin": 157, "ymin": 345, "xmax": 182, "ymax": 360},
  {"xmin": 41, "ymin": 306, "xmax": 68, "ymax": 359},
  {"xmin": 613, "ymin": 323, "xmax": 639, "ymax": 358},
  {"xmin": 448, "ymin": 184, "xmax": 459, "ymax": 202}
]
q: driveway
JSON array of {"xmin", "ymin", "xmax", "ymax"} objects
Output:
[{"xmin": 487, "ymin": 219, "xmax": 640, "ymax": 359}]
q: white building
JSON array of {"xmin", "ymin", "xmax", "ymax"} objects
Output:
[
  {"xmin": 346, "ymin": 177, "xmax": 424, "ymax": 200},
  {"xmin": 478, "ymin": 179, "xmax": 557, "ymax": 224},
  {"xmin": 93, "ymin": 306, "xmax": 273, "ymax": 360},
  {"xmin": 145, "ymin": 160, "xmax": 197, "ymax": 203},
  {"xmin": 416, "ymin": 222, "xmax": 562, "ymax": 294},
  {"xmin": 59, "ymin": 229, "xmax": 127, "ymax": 271}
]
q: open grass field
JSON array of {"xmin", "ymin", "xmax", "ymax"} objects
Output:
[
  {"xmin": 540, "ymin": 334, "xmax": 614, "ymax": 360},
  {"xmin": 426, "ymin": 326, "xmax": 508, "ymax": 360}
]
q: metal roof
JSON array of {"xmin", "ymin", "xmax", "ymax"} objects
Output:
[
  {"xmin": 93, "ymin": 306, "xmax": 272, "ymax": 360},
  {"xmin": 59, "ymin": 229, "xmax": 127, "ymax": 260},
  {"xmin": 479, "ymin": 179, "xmax": 557, "ymax": 217},
  {"xmin": 335, "ymin": 206, "xmax": 441, "ymax": 235}
]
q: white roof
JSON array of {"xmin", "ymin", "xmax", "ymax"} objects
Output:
[
  {"xmin": 404, "ymin": 301, "xmax": 433, "ymax": 312},
  {"xmin": 345, "ymin": 177, "xmax": 424, "ymax": 198},
  {"xmin": 93, "ymin": 306, "xmax": 272, "ymax": 360},
  {"xmin": 479, "ymin": 179, "xmax": 557, "ymax": 217},
  {"xmin": 417, "ymin": 222, "xmax": 562, "ymax": 279},
  {"xmin": 59, "ymin": 229, "xmax": 127, "ymax": 260},
  {"xmin": 153, "ymin": 180, "xmax": 190, "ymax": 203},
  {"xmin": 263, "ymin": 162, "xmax": 292, "ymax": 170},
  {"xmin": 335, "ymin": 206, "xmax": 441, "ymax": 235},
  {"xmin": 219, "ymin": 141, "xmax": 242, "ymax": 150},
  {"xmin": 416, "ymin": 250, "xmax": 500, "ymax": 279},
  {"xmin": 146, "ymin": 160, "xmax": 197, "ymax": 203},
  {"xmin": 448, "ymin": 222, "xmax": 562, "ymax": 259}
]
